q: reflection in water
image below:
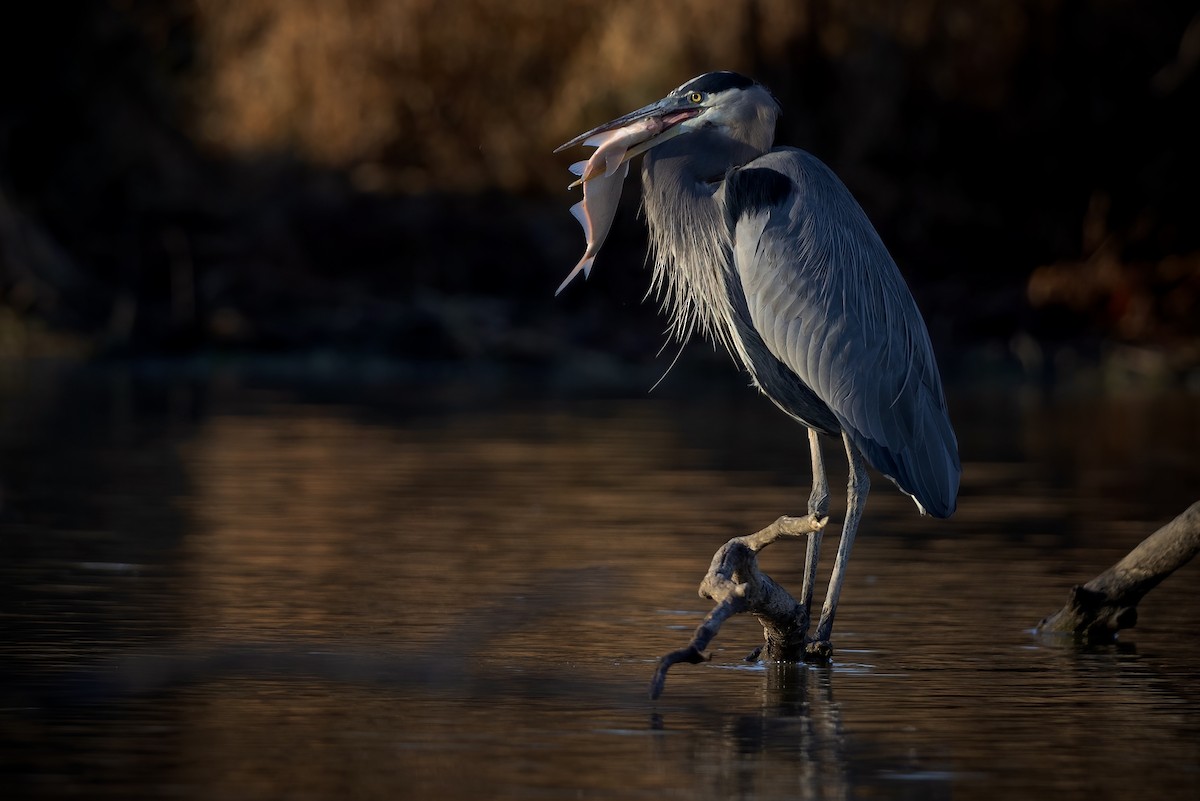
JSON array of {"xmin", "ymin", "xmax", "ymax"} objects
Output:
[
  {"xmin": 0, "ymin": 362, "xmax": 1198, "ymax": 800},
  {"xmin": 697, "ymin": 666, "xmax": 853, "ymax": 801}
]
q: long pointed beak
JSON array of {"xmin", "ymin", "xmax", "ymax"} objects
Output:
[
  {"xmin": 555, "ymin": 96, "xmax": 681, "ymax": 152},
  {"xmin": 554, "ymin": 96, "xmax": 702, "ymax": 176}
]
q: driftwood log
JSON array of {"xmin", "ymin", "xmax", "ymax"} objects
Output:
[
  {"xmin": 652, "ymin": 501, "xmax": 1199, "ymax": 698},
  {"xmin": 1038, "ymin": 500, "xmax": 1200, "ymax": 640},
  {"xmin": 650, "ymin": 514, "xmax": 826, "ymax": 700}
]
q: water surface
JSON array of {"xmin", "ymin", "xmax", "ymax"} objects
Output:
[{"xmin": 1, "ymin": 362, "xmax": 1198, "ymax": 800}]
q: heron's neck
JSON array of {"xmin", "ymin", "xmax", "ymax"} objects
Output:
[
  {"xmin": 645, "ymin": 129, "xmax": 764, "ymax": 187},
  {"xmin": 642, "ymin": 131, "xmax": 764, "ymax": 348}
]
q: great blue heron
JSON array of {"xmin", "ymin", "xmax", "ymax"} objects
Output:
[{"xmin": 555, "ymin": 71, "xmax": 961, "ymax": 657}]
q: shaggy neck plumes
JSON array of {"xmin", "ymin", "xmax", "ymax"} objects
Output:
[{"xmin": 642, "ymin": 129, "xmax": 767, "ymax": 351}]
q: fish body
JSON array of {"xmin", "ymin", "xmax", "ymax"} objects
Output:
[
  {"xmin": 556, "ymin": 159, "xmax": 628, "ymax": 295},
  {"xmin": 556, "ymin": 119, "xmax": 665, "ymax": 294}
]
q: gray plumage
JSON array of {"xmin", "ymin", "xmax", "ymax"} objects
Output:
[
  {"xmin": 644, "ymin": 135, "xmax": 959, "ymax": 518},
  {"xmin": 557, "ymin": 71, "xmax": 960, "ymax": 651}
]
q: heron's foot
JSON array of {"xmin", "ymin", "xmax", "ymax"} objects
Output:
[
  {"xmin": 803, "ymin": 639, "xmax": 833, "ymax": 662},
  {"xmin": 807, "ymin": 496, "xmax": 830, "ymax": 521}
]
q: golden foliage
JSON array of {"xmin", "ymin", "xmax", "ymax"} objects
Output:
[{"xmin": 184, "ymin": 0, "xmax": 1045, "ymax": 192}]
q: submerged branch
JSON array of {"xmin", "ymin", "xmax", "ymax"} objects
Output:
[
  {"xmin": 650, "ymin": 514, "xmax": 826, "ymax": 700},
  {"xmin": 1038, "ymin": 500, "xmax": 1200, "ymax": 640}
]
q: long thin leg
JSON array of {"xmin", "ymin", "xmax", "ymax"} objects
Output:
[
  {"xmin": 810, "ymin": 431, "xmax": 870, "ymax": 649},
  {"xmin": 806, "ymin": 428, "xmax": 830, "ymax": 518},
  {"xmin": 801, "ymin": 428, "xmax": 828, "ymax": 614}
]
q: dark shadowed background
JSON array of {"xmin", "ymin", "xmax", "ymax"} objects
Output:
[{"xmin": 1, "ymin": 0, "xmax": 1198, "ymax": 381}]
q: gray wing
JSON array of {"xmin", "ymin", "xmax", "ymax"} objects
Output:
[{"xmin": 724, "ymin": 148, "xmax": 961, "ymax": 517}]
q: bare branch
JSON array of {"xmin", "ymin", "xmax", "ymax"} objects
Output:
[
  {"xmin": 1038, "ymin": 500, "xmax": 1200, "ymax": 639},
  {"xmin": 650, "ymin": 515, "xmax": 826, "ymax": 699}
]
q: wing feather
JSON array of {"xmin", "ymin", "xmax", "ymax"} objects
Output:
[{"xmin": 727, "ymin": 148, "xmax": 961, "ymax": 517}]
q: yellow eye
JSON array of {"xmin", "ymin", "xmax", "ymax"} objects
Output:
[{"xmin": 689, "ymin": 91, "xmax": 704, "ymax": 103}]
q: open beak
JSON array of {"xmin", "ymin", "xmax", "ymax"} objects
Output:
[{"xmin": 554, "ymin": 95, "xmax": 703, "ymax": 184}]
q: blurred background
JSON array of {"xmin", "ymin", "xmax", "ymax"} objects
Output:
[{"xmin": 1, "ymin": 0, "xmax": 1198, "ymax": 387}]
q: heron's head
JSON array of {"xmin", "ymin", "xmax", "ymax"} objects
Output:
[{"xmin": 555, "ymin": 71, "xmax": 780, "ymax": 168}]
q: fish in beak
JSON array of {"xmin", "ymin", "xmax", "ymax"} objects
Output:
[{"xmin": 554, "ymin": 96, "xmax": 704, "ymax": 295}]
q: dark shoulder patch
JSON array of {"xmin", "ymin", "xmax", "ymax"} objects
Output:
[
  {"xmin": 725, "ymin": 167, "xmax": 792, "ymax": 221},
  {"xmin": 678, "ymin": 71, "xmax": 755, "ymax": 96}
]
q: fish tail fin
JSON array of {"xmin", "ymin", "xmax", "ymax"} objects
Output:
[{"xmin": 555, "ymin": 255, "xmax": 594, "ymax": 296}]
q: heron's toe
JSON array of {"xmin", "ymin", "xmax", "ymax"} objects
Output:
[{"xmin": 803, "ymin": 639, "xmax": 833, "ymax": 662}]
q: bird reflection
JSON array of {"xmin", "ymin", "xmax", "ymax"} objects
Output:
[{"xmin": 651, "ymin": 665, "xmax": 850, "ymax": 801}]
